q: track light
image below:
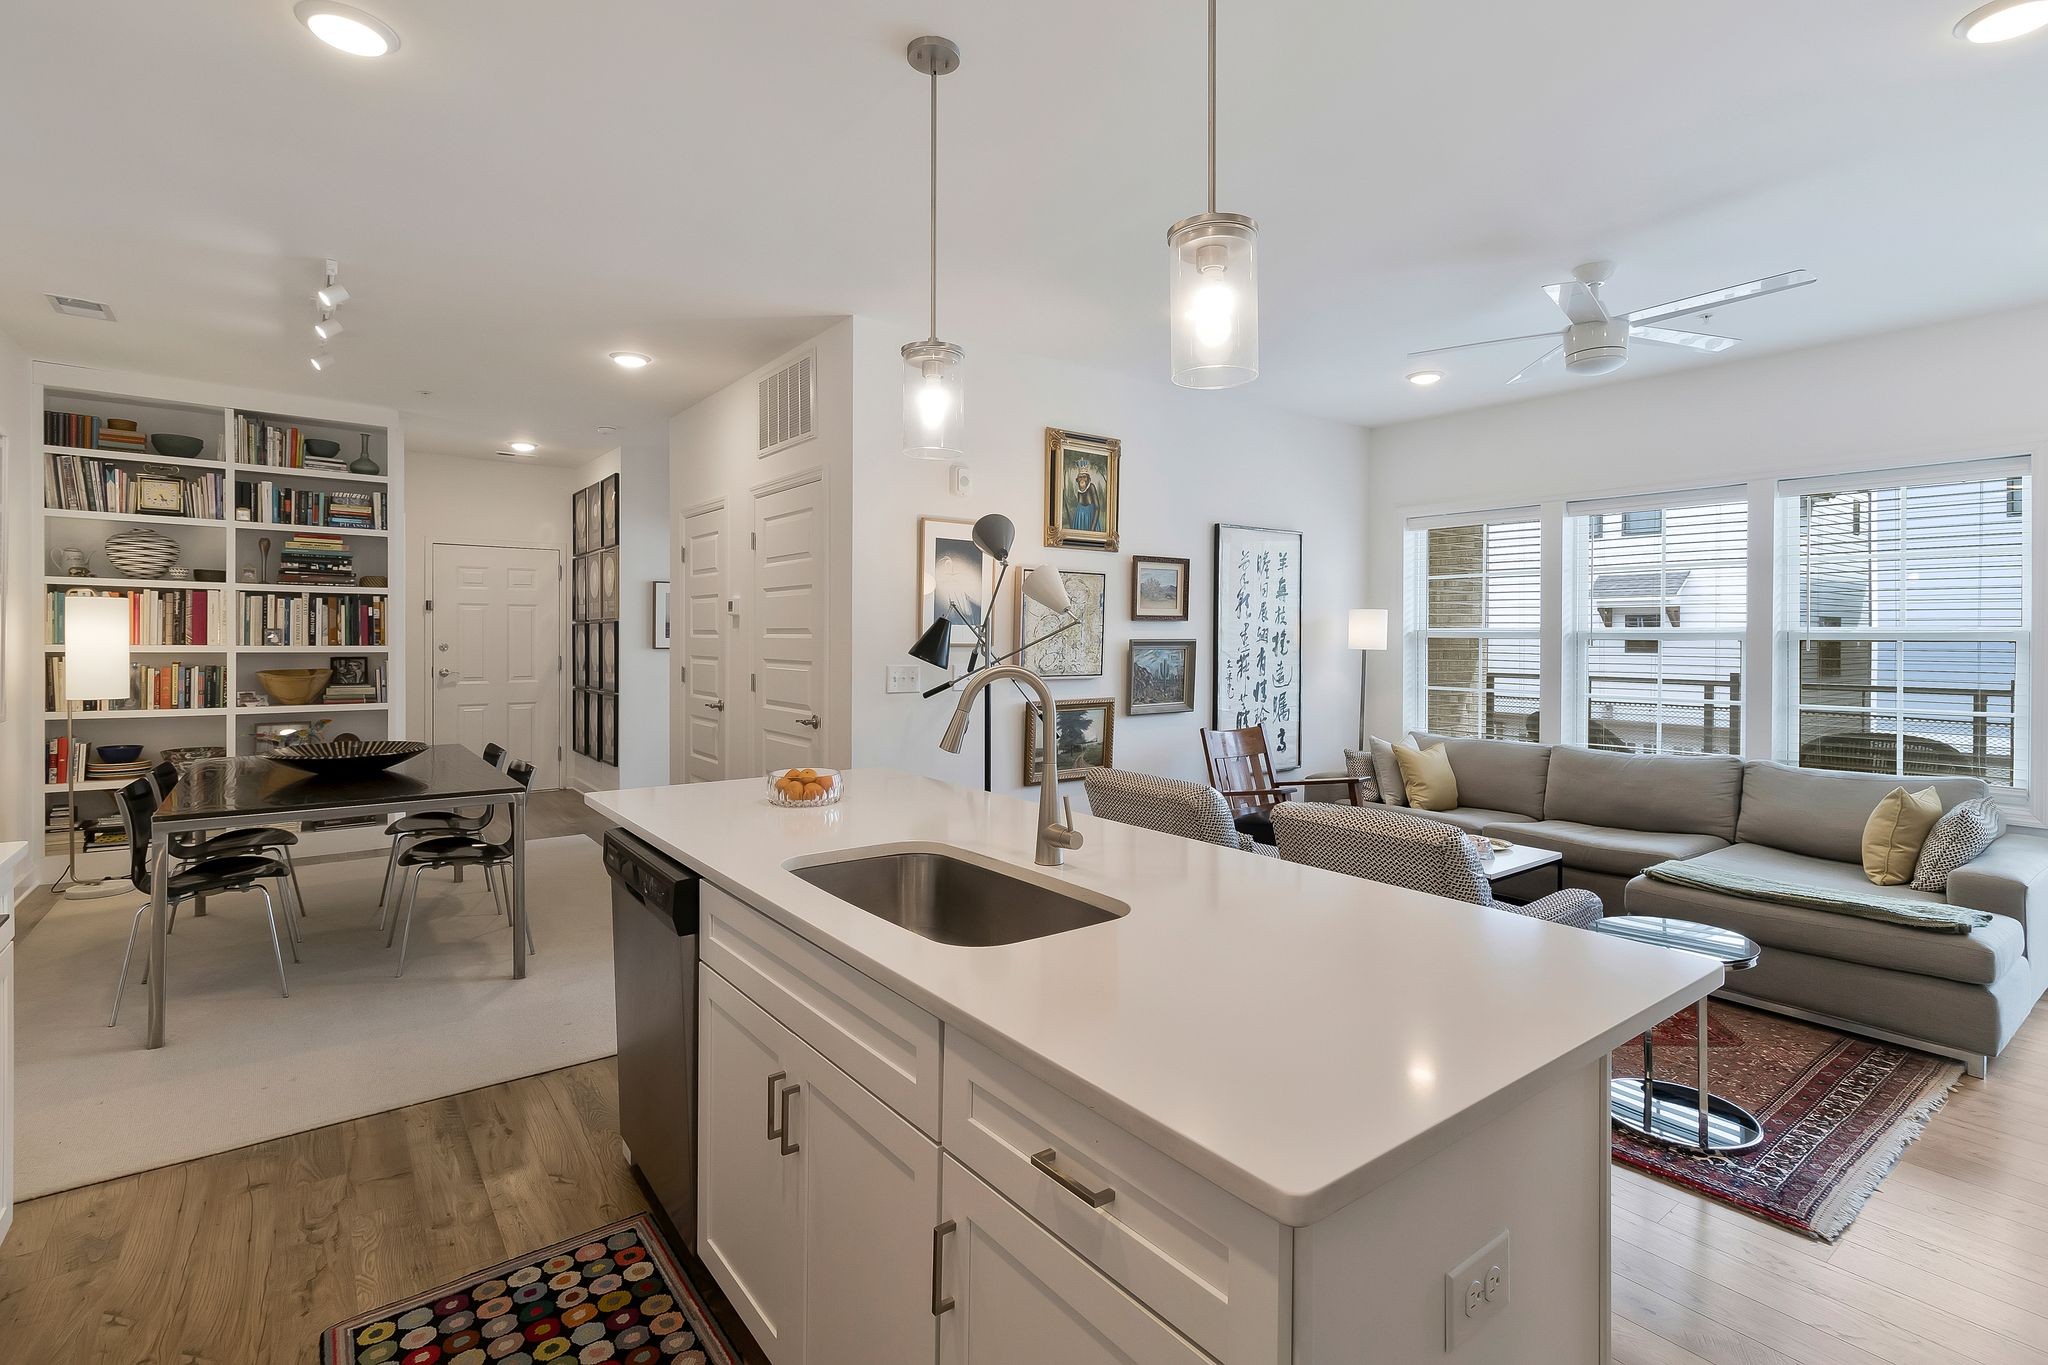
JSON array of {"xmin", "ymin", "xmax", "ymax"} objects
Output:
[
  {"xmin": 310, "ymin": 355, "xmax": 328, "ymax": 372},
  {"xmin": 315, "ymin": 282, "xmax": 350, "ymax": 309},
  {"xmin": 314, "ymin": 318, "xmax": 345, "ymax": 341}
]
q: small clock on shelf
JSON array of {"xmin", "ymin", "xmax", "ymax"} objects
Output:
[{"xmin": 135, "ymin": 474, "xmax": 185, "ymax": 516}]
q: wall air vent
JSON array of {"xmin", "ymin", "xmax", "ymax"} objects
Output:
[
  {"xmin": 757, "ymin": 350, "xmax": 815, "ymax": 456},
  {"xmin": 47, "ymin": 294, "xmax": 115, "ymax": 321}
]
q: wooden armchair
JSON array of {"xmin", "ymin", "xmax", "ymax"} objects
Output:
[{"xmin": 1199, "ymin": 726, "xmax": 1370, "ymax": 846}]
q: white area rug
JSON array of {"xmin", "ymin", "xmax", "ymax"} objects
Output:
[{"xmin": 14, "ymin": 835, "xmax": 617, "ymax": 1199}]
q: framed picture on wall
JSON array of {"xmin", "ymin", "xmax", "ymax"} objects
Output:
[
  {"xmin": 1128, "ymin": 639, "xmax": 1197, "ymax": 715},
  {"xmin": 1023, "ymin": 696, "xmax": 1115, "ymax": 784},
  {"xmin": 1130, "ymin": 554, "xmax": 1191, "ymax": 621},
  {"xmin": 601, "ymin": 546, "xmax": 621, "ymax": 619},
  {"xmin": 652, "ymin": 580, "xmax": 672, "ymax": 649},
  {"xmin": 1017, "ymin": 568, "xmax": 1105, "ymax": 677},
  {"xmin": 572, "ymin": 689, "xmax": 588, "ymax": 755},
  {"xmin": 1215, "ymin": 522, "xmax": 1304, "ymax": 771},
  {"xmin": 579, "ymin": 485, "xmax": 601, "ymax": 557},
  {"xmin": 919, "ymin": 515, "xmax": 994, "ymax": 650},
  {"xmin": 600, "ymin": 621, "xmax": 618, "ymax": 691},
  {"xmin": 586, "ymin": 690, "xmax": 601, "ymax": 760},
  {"xmin": 602, "ymin": 473, "xmax": 621, "ymax": 548},
  {"xmin": 573, "ymin": 487, "xmax": 592, "ymax": 556},
  {"xmin": 1044, "ymin": 427, "xmax": 1120, "ymax": 551},
  {"xmin": 572, "ymin": 625, "xmax": 588, "ymax": 686},
  {"xmin": 599, "ymin": 693, "xmax": 618, "ymax": 766}
]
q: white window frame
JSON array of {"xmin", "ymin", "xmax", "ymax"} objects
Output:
[
  {"xmin": 1564, "ymin": 486, "xmax": 1748, "ymax": 756},
  {"xmin": 1402, "ymin": 507, "xmax": 1542, "ymax": 741},
  {"xmin": 1773, "ymin": 456, "xmax": 2033, "ymax": 808}
]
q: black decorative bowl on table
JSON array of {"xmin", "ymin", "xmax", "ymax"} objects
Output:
[{"xmin": 264, "ymin": 739, "xmax": 427, "ymax": 776}]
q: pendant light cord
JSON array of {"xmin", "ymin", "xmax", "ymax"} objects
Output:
[
  {"xmin": 1207, "ymin": 0, "xmax": 1217, "ymax": 215},
  {"xmin": 929, "ymin": 66, "xmax": 940, "ymax": 340}
]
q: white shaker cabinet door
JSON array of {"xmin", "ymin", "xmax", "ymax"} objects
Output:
[
  {"xmin": 698, "ymin": 965, "xmax": 807, "ymax": 1363},
  {"xmin": 937, "ymin": 1155, "xmax": 1210, "ymax": 1365}
]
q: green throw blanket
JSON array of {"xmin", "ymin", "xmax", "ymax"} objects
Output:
[{"xmin": 1642, "ymin": 859, "xmax": 1996, "ymax": 934}]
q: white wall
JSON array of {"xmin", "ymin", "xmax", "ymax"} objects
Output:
[
  {"xmin": 1363, "ymin": 300, "xmax": 2048, "ymax": 801},
  {"xmin": 847, "ymin": 318, "xmax": 1373, "ymax": 800},
  {"xmin": 668, "ymin": 321, "xmax": 855, "ymax": 782},
  {"xmin": 566, "ymin": 442, "xmax": 671, "ymax": 792},
  {"xmin": 0, "ymin": 325, "xmax": 37, "ymax": 889}
]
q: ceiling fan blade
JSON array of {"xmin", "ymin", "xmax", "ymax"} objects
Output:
[
  {"xmin": 1631, "ymin": 325, "xmax": 1739, "ymax": 353},
  {"xmin": 1544, "ymin": 280, "xmax": 1610, "ymax": 325},
  {"xmin": 1407, "ymin": 330, "xmax": 1561, "ymax": 358},
  {"xmin": 1626, "ymin": 270, "xmax": 1816, "ymax": 326},
  {"xmin": 1506, "ymin": 343, "xmax": 1564, "ymax": 385}
]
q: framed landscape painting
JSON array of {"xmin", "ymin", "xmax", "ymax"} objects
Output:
[
  {"xmin": 1215, "ymin": 523, "xmax": 1304, "ymax": 771},
  {"xmin": 1018, "ymin": 568, "xmax": 1105, "ymax": 677},
  {"xmin": 919, "ymin": 515, "xmax": 994, "ymax": 650},
  {"xmin": 1023, "ymin": 696, "xmax": 1115, "ymax": 784},
  {"xmin": 1044, "ymin": 428, "xmax": 1120, "ymax": 551},
  {"xmin": 1128, "ymin": 639, "xmax": 1196, "ymax": 715},
  {"xmin": 1131, "ymin": 554, "xmax": 1190, "ymax": 620}
]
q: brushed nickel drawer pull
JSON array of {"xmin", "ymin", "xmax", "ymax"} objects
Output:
[
  {"xmin": 766, "ymin": 1071, "xmax": 787, "ymax": 1141},
  {"xmin": 777, "ymin": 1082, "xmax": 802, "ymax": 1156},
  {"xmin": 1031, "ymin": 1148, "xmax": 1115, "ymax": 1207},
  {"xmin": 931, "ymin": 1220, "xmax": 957, "ymax": 1316}
]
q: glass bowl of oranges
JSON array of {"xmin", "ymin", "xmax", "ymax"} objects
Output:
[{"xmin": 768, "ymin": 767, "xmax": 842, "ymax": 807}]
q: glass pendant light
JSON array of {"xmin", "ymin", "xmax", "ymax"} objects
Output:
[
  {"xmin": 1169, "ymin": 0, "xmax": 1259, "ymax": 388},
  {"xmin": 903, "ymin": 36, "xmax": 965, "ymax": 459}
]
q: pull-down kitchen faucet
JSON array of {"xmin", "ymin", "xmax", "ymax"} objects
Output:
[{"xmin": 940, "ymin": 665, "xmax": 1083, "ymax": 867}]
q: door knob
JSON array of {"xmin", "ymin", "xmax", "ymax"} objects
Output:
[
  {"xmin": 797, "ymin": 714, "xmax": 821, "ymax": 729},
  {"xmin": 706, "ymin": 699, "xmax": 725, "ymax": 712},
  {"xmin": 437, "ymin": 667, "xmax": 452, "ymax": 678}
]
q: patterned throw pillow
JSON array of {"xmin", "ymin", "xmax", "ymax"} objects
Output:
[
  {"xmin": 1341, "ymin": 748, "xmax": 1382, "ymax": 802},
  {"xmin": 1911, "ymin": 797, "xmax": 2004, "ymax": 892}
]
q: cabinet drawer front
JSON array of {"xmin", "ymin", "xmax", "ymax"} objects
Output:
[
  {"xmin": 703, "ymin": 883, "xmax": 942, "ymax": 1137},
  {"xmin": 943, "ymin": 1034, "xmax": 1288, "ymax": 1365},
  {"xmin": 940, "ymin": 1155, "xmax": 1213, "ymax": 1365}
]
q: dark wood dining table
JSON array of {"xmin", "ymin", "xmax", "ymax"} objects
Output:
[{"xmin": 145, "ymin": 745, "xmax": 530, "ymax": 1048}]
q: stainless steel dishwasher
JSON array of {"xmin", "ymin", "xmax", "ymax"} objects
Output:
[{"xmin": 605, "ymin": 828, "xmax": 700, "ymax": 1246}]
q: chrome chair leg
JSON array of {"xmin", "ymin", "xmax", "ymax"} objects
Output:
[
  {"xmin": 276, "ymin": 877, "xmax": 301, "ymax": 962},
  {"xmin": 254, "ymin": 884, "xmax": 289, "ymax": 998},
  {"xmin": 377, "ymin": 836, "xmax": 402, "ymax": 909},
  {"xmin": 283, "ymin": 847, "xmax": 309, "ymax": 918},
  {"xmin": 394, "ymin": 864, "xmax": 431, "ymax": 977},
  {"xmin": 377, "ymin": 832, "xmax": 427, "ymax": 931},
  {"xmin": 108, "ymin": 899, "xmax": 152, "ymax": 1027}
]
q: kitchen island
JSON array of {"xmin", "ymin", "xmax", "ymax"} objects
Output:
[{"xmin": 590, "ymin": 770, "xmax": 1719, "ymax": 1365}]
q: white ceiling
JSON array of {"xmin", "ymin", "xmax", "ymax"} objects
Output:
[{"xmin": 2, "ymin": 1, "xmax": 2044, "ymax": 461}]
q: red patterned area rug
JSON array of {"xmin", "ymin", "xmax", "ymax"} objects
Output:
[{"xmin": 1611, "ymin": 1000, "xmax": 1963, "ymax": 1242}]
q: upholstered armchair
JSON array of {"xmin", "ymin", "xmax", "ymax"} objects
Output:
[
  {"xmin": 1079, "ymin": 768, "xmax": 1278, "ymax": 857},
  {"xmin": 1269, "ymin": 800, "xmax": 1603, "ymax": 928}
]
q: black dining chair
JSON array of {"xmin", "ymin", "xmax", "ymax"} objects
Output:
[
  {"xmin": 149, "ymin": 758, "xmax": 310, "ymax": 917},
  {"xmin": 107, "ymin": 777, "xmax": 302, "ymax": 1027},
  {"xmin": 375, "ymin": 741, "xmax": 508, "ymax": 924},
  {"xmin": 385, "ymin": 759, "xmax": 536, "ymax": 977}
]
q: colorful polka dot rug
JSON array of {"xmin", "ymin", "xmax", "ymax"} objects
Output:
[{"xmin": 321, "ymin": 1214, "xmax": 738, "ymax": 1365}]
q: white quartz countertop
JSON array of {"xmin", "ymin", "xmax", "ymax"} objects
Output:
[{"xmin": 589, "ymin": 771, "xmax": 1720, "ymax": 1225}]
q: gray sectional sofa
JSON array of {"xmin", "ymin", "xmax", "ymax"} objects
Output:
[{"xmin": 1378, "ymin": 732, "xmax": 2048, "ymax": 1072}]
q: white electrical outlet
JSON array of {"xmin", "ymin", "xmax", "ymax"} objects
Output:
[
  {"xmin": 887, "ymin": 664, "xmax": 921, "ymax": 694},
  {"xmin": 1444, "ymin": 1229, "xmax": 1511, "ymax": 1350}
]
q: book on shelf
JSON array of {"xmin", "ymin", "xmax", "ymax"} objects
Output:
[
  {"xmin": 49, "ymin": 658, "xmax": 228, "ymax": 712},
  {"xmin": 278, "ymin": 532, "xmax": 357, "ymax": 585},
  {"xmin": 238, "ymin": 591, "xmax": 386, "ymax": 647},
  {"xmin": 45, "ymin": 410, "xmax": 102, "ymax": 449},
  {"xmin": 235, "ymin": 414, "xmax": 368, "ymax": 470},
  {"xmin": 46, "ymin": 451, "xmax": 226, "ymax": 518},
  {"xmin": 45, "ymin": 735, "xmax": 71, "ymax": 785},
  {"xmin": 46, "ymin": 587, "xmax": 222, "ymax": 646},
  {"xmin": 234, "ymin": 481, "xmax": 384, "ymax": 529}
]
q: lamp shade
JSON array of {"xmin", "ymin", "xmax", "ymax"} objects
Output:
[
  {"xmin": 970, "ymin": 513, "xmax": 1015, "ymax": 563},
  {"xmin": 64, "ymin": 595, "xmax": 133, "ymax": 700},
  {"xmin": 1348, "ymin": 608, "xmax": 1388, "ymax": 652},
  {"xmin": 908, "ymin": 617, "xmax": 953, "ymax": 668},
  {"xmin": 1020, "ymin": 566, "xmax": 1071, "ymax": 615}
]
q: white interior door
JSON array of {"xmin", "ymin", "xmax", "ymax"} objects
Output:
[
  {"xmin": 682, "ymin": 504, "xmax": 729, "ymax": 784},
  {"xmin": 430, "ymin": 543, "xmax": 563, "ymax": 787},
  {"xmin": 751, "ymin": 475, "xmax": 828, "ymax": 776}
]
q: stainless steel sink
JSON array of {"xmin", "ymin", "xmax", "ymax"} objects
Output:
[{"xmin": 788, "ymin": 850, "xmax": 1122, "ymax": 946}]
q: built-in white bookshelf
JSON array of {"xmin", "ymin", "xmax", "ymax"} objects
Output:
[{"xmin": 33, "ymin": 364, "xmax": 406, "ymax": 883}]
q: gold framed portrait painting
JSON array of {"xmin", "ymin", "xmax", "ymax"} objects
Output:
[{"xmin": 1044, "ymin": 427, "xmax": 1120, "ymax": 551}]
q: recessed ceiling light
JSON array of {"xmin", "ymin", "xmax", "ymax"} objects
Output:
[
  {"xmin": 294, "ymin": 2, "xmax": 400, "ymax": 57},
  {"xmin": 1956, "ymin": 0, "xmax": 2048, "ymax": 41},
  {"xmin": 609, "ymin": 351, "xmax": 653, "ymax": 369},
  {"xmin": 507, "ymin": 441, "xmax": 538, "ymax": 454},
  {"xmin": 1406, "ymin": 370, "xmax": 1444, "ymax": 387}
]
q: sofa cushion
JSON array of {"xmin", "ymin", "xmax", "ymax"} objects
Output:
[
  {"xmin": 1410, "ymin": 732, "xmax": 1550, "ymax": 818},
  {"xmin": 1393, "ymin": 742, "xmax": 1458, "ymax": 810},
  {"xmin": 1397, "ymin": 805, "xmax": 1536, "ymax": 837},
  {"xmin": 1738, "ymin": 762, "xmax": 1991, "ymax": 864},
  {"xmin": 1862, "ymin": 785, "xmax": 1943, "ymax": 886},
  {"xmin": 1543, "ymin": 746, "xmax": 1742, "ymax": 841},
  {"xmin": 1912, "ymin": 797, "xmax": 2004, "ymax": 893},
  {"xmin": 1625, "ymin": 843, "xmax": 2023, "ymax": 985},
  {"xmin": 1488, "ymin": 819, "xmax": 1728, "ymax": 878},
  {"xmin": 1367, "ymin": 736, "xmax": 1408, "ymax": 807}
]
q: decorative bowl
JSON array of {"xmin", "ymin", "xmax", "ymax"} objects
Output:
[
  {"xmin": 265, "ymin": 739, "xmax": 427, "ymax": 777},
  {"xmin": 149, "ymin": 434, "xmax": 205, "ymax": 459},
  {"xmin": 95, "ymin": 743, "xmax": 144, "ymax": 763},
  {"xmin": 767, "ymin": 767, "xmax": 842, "ymax": 807},
  {"xmin": 256, "ymin": 668, "xmax": 332, "ymax": 705},
  {"xmin": 102, "ymin": 526, "xmax": 180, "ymax": 578},
  {"xmin": 303, "ymin": 438, "xmax": 342, "ymax": 459}
]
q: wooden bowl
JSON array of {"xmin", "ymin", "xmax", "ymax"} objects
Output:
[{"xmin": 256, "ymin": 668, "xmax": 332, "ymax": 706}]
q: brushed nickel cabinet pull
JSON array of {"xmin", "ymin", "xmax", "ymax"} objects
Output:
[
  {"xmin": 765, "ymin": 1071, "xmax": 787, "ymax": 1141},
  {"xmin": 777, "ymin": 1082, "xmax": 801, "ymax": 1156},
  {"xmin": 931, "ymin": 1220, "xmax": 957, "ymax": 1316},
  {"xmin": 1030, "ymin": 1148, "xmax": 1115, "ymax": 1207}
]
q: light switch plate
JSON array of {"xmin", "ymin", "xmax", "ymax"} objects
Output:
[
  {"xmin": 1444, "ymin": 1229, "xmax": 1510, "ymax": 1350},
  {"xmin": 949, "ymin": 463, "xmax": 972, "ymax": 497},
  {"xmin": 887, "ymin": 664, "xmax": 921, "ymax": 694}
]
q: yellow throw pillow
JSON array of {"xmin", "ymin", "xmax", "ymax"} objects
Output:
[
  {"xmin": 1862, "ymin": 786, "xmax": 1943, "ymax": 886},
  {"xmin": 1393, "ymin": 741, "xmax": 1459, "ymax": 812}
]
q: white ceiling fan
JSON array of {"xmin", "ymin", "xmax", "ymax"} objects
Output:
[{"xmin": 1410, "ymin": 262, "xmax": 1817, "ymax": 385}]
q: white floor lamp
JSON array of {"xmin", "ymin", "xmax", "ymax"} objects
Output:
[
  {"xmin": 1348, "ymin": 608, "xmax": 1388, "ymax": 750},
  {"xmin": 61, "ymin": 595, "xmax": 134, "ymax": 899}
]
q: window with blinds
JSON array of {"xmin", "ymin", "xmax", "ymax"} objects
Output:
[
  {"xmin": 1781, "ymin": 461, "xmax": 2029, "ymax": 793},
  {"xmin": 1568, "ymin": 492, "xmax": 1747, "ymax": 756},
  {"xmin": 1405, "ymin": 514, "xmax": 1541, "ymax": 740}
]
